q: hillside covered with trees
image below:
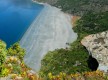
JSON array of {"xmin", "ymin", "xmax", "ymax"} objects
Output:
[{"xmin": 35, "ymin": 0, "xmax": 108, "ymax": 16}]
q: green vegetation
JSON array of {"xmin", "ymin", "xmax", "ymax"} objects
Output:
[
  {"xmin": 36, "ymin": 0, "xmax": 108, "ymax": 15},
  {"xmin": 39, "ymin": 40, "xmax": 91, "ymax": 78},
  {"xmin": 73, "ymin": 11, "xmax": 108, "ymax": 36},
  {"xmin": 0, "ymin": 41, "xmax": 26, "ymax": 77},
  {"xmin": 55, "ymin": 0, "xmax": 108, "ymax": 15},
  {"xmin": 8, "ymin": 42, "xmax": 25, "ymax": 60},
  {"xmin": 48, "ymin": 70, "xmax": 108, "ymax": 80},
  {"xmin": 0, "ymin": 40, "xmax": 7, "ymax": 73},
  {"xmin": 0, "ymin": 41, "xmax": 40, "ymax": 80}
]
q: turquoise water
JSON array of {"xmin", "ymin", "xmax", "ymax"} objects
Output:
[{"xmin": 0, "ymin": 0, "xmax": 44, "ymax": 47}]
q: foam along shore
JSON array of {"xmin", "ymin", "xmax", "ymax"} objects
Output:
[{"xmin": 20, "ymin": 4, "xmax": 77, "ymax": 72}]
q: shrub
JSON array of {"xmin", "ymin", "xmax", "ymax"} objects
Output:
[
  {"xmin": 0, "ymin": 40, "xmax": 7, "ymax": 73},
  {"xmin": 8, "ymin": 42, "xmax": 25, "ymax": 60},
  {"xmin": 47, "ymin": 70, "xmax": 107, "ymax": 80}
]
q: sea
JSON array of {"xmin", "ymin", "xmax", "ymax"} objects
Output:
[{"xmin": 0, "ymin": 0, "xmax": 44, "ymax": 47}]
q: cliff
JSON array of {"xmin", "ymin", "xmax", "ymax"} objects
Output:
[{"xmin": 81, "ymin": 31, "xmax": 108, "ymax": 72}]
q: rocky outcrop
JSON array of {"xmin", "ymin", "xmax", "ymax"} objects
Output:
[{"xmin": 81, "ymin": 31, "xmax": 108, "ymax": 72}]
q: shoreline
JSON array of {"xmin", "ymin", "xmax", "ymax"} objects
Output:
[{"xmin": 32, "ymin": 0, "xmax": 79, "ymax": 27}]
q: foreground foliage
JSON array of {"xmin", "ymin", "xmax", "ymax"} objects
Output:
[
  {"xmin": 8, "ymin": 42, "xmax": 25, "ymax": 61},
  {"xmin": 0, "ymin": 40, "xmax": 7, "ymax": 73},
  {"xmin": 0, "ymin": 41, "xmax": 41, "ymax": 80},
  {"xmin": 48, "ymin": 70, "xmax": 108, "ymax": 80}
]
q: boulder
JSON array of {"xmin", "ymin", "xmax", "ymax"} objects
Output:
[{"xmin": 81, "ymin": 31, "xmax": 108, "ymax": 72}]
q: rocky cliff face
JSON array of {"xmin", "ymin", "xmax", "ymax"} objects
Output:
[{"xmin": 81, "ymin": 31, "xmax": 108, "ymax": 72}]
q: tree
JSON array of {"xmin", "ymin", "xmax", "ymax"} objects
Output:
[{"xmin": 73, "ymin": 11, "xmax": 108, "ymax": 35}]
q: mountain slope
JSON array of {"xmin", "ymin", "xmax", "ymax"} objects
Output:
[{"xmin": 35, "ymin": 0, "xmax": 108, "ymax": 16}]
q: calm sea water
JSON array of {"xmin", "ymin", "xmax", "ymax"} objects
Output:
[{"xmin": 0, "ymin": 0, "xmax": 44, "ymax": 47}]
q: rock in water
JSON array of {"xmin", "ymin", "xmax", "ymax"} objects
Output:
[{"xmin": 20, "ymin": 4, "xmax": 77, "ymax": 72}]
